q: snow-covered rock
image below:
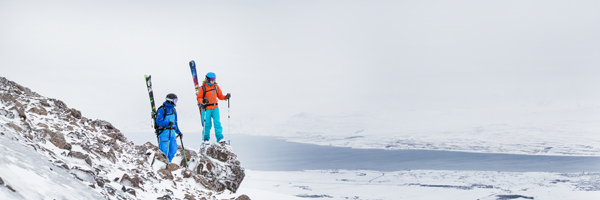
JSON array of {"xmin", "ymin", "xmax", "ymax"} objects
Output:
[{"xmin": 0, "ymin": 76, "xmax": 248, "ymax": 200}]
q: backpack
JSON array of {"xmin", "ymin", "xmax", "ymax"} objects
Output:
[
  {"xmin": 200, "ymin": 83, "xmax": 220, "ymax": 108},
  {"xmin": 153, "ymin": 105, "xmax": 175, "ymax": 138}
]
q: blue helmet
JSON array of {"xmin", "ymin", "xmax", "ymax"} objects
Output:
[{"xmin": 206, "ymin": 72, "xmax": 216, "ymax": 81}]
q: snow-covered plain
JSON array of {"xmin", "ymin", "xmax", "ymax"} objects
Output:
[
  {"xmin": 216, "ymin": 100, "xmax": 600, "ymax": 199},
  {"xmin": 226, "ymin": 169, "xmax": 600, "ymax": 200},
  {"xmin": 256, "ymin": 100, "xmax": 600, "ymax": 157}
]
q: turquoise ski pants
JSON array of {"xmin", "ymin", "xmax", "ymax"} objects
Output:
[{"xmin": 202, "ymin": 107, "xmax": 223, "ymax": 142}]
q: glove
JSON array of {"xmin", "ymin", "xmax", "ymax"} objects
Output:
[
  {"xmin": 226, "ymin": 93, "xmax": 231, "ymax": 99},
  {"xmin": 203, "ymin": 97, "xmax": 209, "ymax": 104},
  {"xmin": 168, "ymin": 122, "xmax": 175, "ymax": 127},
  {"xmin": 177, "ymin": 132, "xmax": 183, "ymax": 139}
]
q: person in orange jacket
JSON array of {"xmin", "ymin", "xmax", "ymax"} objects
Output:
[{"xmin": 197, "ymin": 72, "xmax": 230, "ymax": 143}]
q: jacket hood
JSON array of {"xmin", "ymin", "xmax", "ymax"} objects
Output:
[{"xmin": 163, "ymin": 101, "xmax": 176, "ymax": 108}]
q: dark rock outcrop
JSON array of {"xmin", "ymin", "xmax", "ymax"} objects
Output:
[
  {"xmin": 120, "ymin": 173, "xmax": 143, "ymax": 189},
  {"xmin": 193, "ymin": 143, "xmax": 245, "ymax": 193},
  {"xmin": 236, "ymin": 194, "xmax": 252, "ymax": 200}
]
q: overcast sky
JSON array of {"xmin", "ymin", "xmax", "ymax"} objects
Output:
[{"xmin": 1, "ymin": 0, "xmax": 599, "ymax": 134}]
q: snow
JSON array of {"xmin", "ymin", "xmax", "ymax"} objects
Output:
[
  {"xmin": 217, "ymin": 187, "xmax": 306, "ymax": 200},
  {"xmin": 257, "ymin": 100, "xmax": 600, "ymax": 156},
  {"xmin": 0, "ymin": 127, "xmax": 104, "ymax": 200},
  {"xmin": 2, "ymin": 76, "xmax": 600, "ymax": 200},
  {"xmin": 235, "ymin": 169, "xmax": 600, "ymax": 200}
]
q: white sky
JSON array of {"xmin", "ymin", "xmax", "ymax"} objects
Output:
[{"xmin": 1, "ymin": 0, "xmax": 599, "ymax": 134}]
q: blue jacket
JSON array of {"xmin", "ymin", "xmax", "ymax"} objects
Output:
[{"xmin": 156, "ymin": 101, "xmax": 181, "ymax": 134}]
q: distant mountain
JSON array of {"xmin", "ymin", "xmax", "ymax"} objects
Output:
[{"xmin": 0, "ymin": 76, "xmax": 247, "ymax": 200}]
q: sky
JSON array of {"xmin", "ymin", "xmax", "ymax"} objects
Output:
[{"xmin": 1, "ymin": 0, "xmax": 599, "ymax": 135}]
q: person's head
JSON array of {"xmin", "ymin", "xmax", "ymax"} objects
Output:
[
  {"xmin": 166, "ymin": 93, "xmax": 178, "ymax": 105},
  {"xmin": 205, "ymin": 72, "xmax": 216, "ymax": 84}
]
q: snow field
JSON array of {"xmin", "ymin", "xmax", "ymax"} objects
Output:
[
  {"xmin": 236, "ymin": 169, "xmax": 600, "ymax": 200},
  {"xmin": 267, "ymin": 103, "xmax": 600, "ymax": 156},
  {"xmin": 0, "ymin": 127, "xmax": 105, "ymax": 200}
]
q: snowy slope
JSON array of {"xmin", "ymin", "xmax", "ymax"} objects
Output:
[
  {"xmin": 0, "ymin": 127, "xmax": 104, "ymax": 199},
  {"xmin": 0, "ymin": 76, "xmax": 254, "ymax": 199}
]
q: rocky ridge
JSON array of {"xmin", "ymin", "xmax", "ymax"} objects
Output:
[{"xmin": 0, "ymin": 76, "xmax": 247, "ymax": 200}]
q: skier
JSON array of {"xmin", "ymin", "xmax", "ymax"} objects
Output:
[
  {"xmin": 156, "ymin": 93, "xmax": 183, "ymax": 163},
  {"xmin": 197, "ymin": 72, "xmax": 230, "ymax": 143}
]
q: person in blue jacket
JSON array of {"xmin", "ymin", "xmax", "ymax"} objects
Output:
[{"xmin": 156, "ymin": 93, "xmax": 183, "ymax": 163}]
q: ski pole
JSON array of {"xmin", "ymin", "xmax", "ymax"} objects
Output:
[
  {"xmin": 167, "ymin": 129, "xmax": 171, "ymax": 163},
  {"xmin": 179, "ymin": 136, "xmax": 188, "ymax": 169},
  {"xmin": 228, "ymin": 98, "xmax": 230, "ymax": 144},
  {"xmin": 202, "ymin": 107, "xmax": 208, "ymax": 144}
]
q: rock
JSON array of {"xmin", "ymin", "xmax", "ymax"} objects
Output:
[
  {"xmin": 53, "ymin": 160, "xmax": 70, "ymax": 170},
  {"xmin": 0, "ymin": 109, "xmax": 13, "ymax": 119},
  {"xmin": 68, "ymin": 151, "xmax": 88, "ymax": 159},
  {"xmin": 157, "ymin": 195, "xmax": 172, "ymax": 200},
  {"xmin": 0, "ymin": 92, "xmax": 15, "ymax": 105},
  {"xmin": 66, "ymin": 132, "xmax": 81, "ymax": 139},
  {"xmin": 167, "ymin": 163, "xmax": 180, "ymax": 172},
  {"xmin": 40, "ymin": 100, "xmax": 51, "ymax": 107},
  {"xmin": 205, "ymin": 143, "xmax": 236, "ymax": 162},
  {"xmin": 192, "ymin": 143, "xmax": 245, "ymax": 193},
  {"xmin": 91, "ymin": 119, "xmax": 116, "ymax": 130},
  {"xmin": 0, "ymin": 176, "xmax": 4, "ymax": 185},
  {"xmin": 152, "ymin": 151, "xmax": 169, "ymax": 166},
  {"xmin": 236, "ymin": 194, "xmax": 251, "ymax": 200},
  {"xmin": 182, "ymin": 169, "xmax": 193, "ymax": 178},
  {"xmin": 28, "ymin": 106, "xmax": 47, "ymax": 116},
  {"xmin": 67, "ymin": 151, "xmax": 93, "ymax": 166},
  {"xmin": 121, "ymin": 186, "xmax": 137, "ymax": 197},
  {"xmin": 179, "ymin": 146, "xmax": 196, "ymax": 167},
  {"xmin": 120, "ymin": 173, "xmax": 143, "ymax": 189},
  {"xmin": 192, "ymin": 175, "xmax": 213, "ymax": 191},
  {"xmin": 96, "ymin": 177, "xmax": 106, "ymax": 187},
  {"xmin": 126, "ymin": 188, "xmax": 136, "ymax": 197},
  {"xmin": 158, "ymin": 168, "xmax": 174, "ymax": 180},
  {"xmin": 16, "ymin": 107, "xmax": 26, "ymax": 120},
  {"xmin": 6, "ymin": 185, "xmax": 16, "ymax": 192},
  {"xmin": 14, "ymin": 84, "xmax": 33, "ymax": 96},
  {"xmin": 48, "ymin": 130, "xmax": 72, "ymax": 150},
  {"xmin": 137, "ymin": 142, "xmax": 160, "ymax": 155},
  {"xmin": 69, "ymin": 108, "xmax": 82, "ymax": 119},
  {"xmin": 52, "ymin": 99, "xmax": 67, "ymax": 109},
  {"xmin": 184, "ymin": 194, "xmax": 197, "ymax": 200},
  {"xmin": 7, "ymin": 122, "xmax": 22, "ymax": 133},
  {"xmin": 106, "ymin": 185, "xmax": 116, "ymax": 196},
  {"xmin": 70, "ymin": 167, "xmax": 97, "ymax": 183}
]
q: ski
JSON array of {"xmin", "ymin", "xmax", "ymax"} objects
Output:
[
  {"xmin": 189, "ymin": 60, "xmax": 200, "ymax": 92},
  {"xmin": 189, "ymin": 60, "xmax": 204, "ymax": 126},
  {"xmin": 144, "ymin": 75, "xmax": 157, "ymax": 131}
]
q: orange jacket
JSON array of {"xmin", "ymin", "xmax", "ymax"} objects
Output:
[{"xmin": 196, "ymin": 82, "xmax": 226, "ymax": 109}]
